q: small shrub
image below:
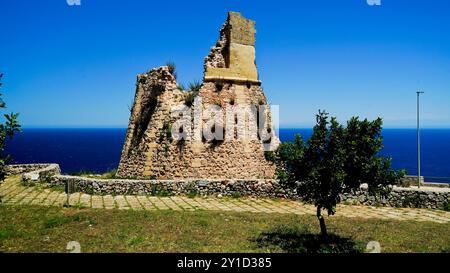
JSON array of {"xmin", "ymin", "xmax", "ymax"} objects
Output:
[
  {"xmin": 442, "ymin": 202, "xmax": 450, "ymax": 212},
  {"xmin": 72, "ymin": 202, "xmax": 86, "ymax": 210},
  {"xmin": 102, "ymin": 169, "xmax": 117, "ymax": 179},
  {"xmin": 85, "ymin": 186, "xmax": 94, "ymax": 195},
  {"xmin": 71, "ymin": 170, "xmax": 96, "ymax": 177},
  {"xmin": 156, "ymin": 190, "xmax": 171, "ymax": 197},
  {"xmin": 187, "ymin": 190, "xmax": 199, "ymax": 198},
  {"xmin": 51, "ymin": 185, "xmax": 66, "ymax": 193},
  {"xmin": 275, "ymin": 168, "xmax": 290, "ymax": 185},
  {"xmin": 151, "ymin": 185, "xmax": 172, "ymax": 197},
  {"xmin": 231, "ymin": 192, "xmax": 243, "ymax": 199},
  {"xmin": 264, "ymin": 151, "xmax": 276, "ymax": 162}
]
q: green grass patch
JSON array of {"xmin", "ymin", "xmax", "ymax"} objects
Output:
[
  {"xmin": 231, "ymin": 192, "xmax": 243, "ymax": 199},
  {"xmin": 0, "ymin": 205, "xmax": 448, "ymax": 253}
]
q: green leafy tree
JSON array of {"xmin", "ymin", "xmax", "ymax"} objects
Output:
[
  {"xmin": 278, "ymin": 110, "xmax": 405, "ymax": 237},
  {"xmin": 0, "ymin": 73, "xmax": 22, "ymax": 182}
]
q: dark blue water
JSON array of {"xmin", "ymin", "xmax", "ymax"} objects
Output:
[{"xmin": 5, "ymin": 128, "xmax": 450, "ymax": 181}]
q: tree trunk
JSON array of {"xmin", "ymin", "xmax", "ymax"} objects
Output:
[{"xmin": 317, "ymin": 206, "xmax": 328, "ymax": 237}]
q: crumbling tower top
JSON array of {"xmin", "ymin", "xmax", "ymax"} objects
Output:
[
  {"xmin": 226, "ymin": 11, "xmax": 256, "ymax": 46},
  {"xmin": 204, "ymin": 12, "xmax": 259, "ymax": 84}
]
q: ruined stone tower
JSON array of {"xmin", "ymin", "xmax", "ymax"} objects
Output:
[{"xmin": 117, "ymin": 12, "xmax": 280, "ymax": 179}]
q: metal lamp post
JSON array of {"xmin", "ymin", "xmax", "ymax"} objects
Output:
[{"xmin": 417, "ymin": 91, "xmax": 424, "ymax": 188}]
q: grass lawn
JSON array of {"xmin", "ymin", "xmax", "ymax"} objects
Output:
[{"xmin": 0, "ymin": 205, "xmax": 449, "ymax": 253}]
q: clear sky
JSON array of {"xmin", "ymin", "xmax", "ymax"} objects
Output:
[{"xmin": 1, "ymin": 0, "xmax": 449, "ymax": 128}]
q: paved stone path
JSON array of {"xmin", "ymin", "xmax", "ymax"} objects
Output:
[{"xmin": 1, "ymin": 176, "xmax": 450, "ymax": 224}]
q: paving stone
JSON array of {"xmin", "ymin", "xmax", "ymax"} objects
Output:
[
  {"xmin": 2, "ymin": 186, "xmax": 31, "ymax": 203},
  {"xmin": 136, "ymin": 196, "xmax": 156, "ymax": 210},
  {"xmin": 54, "ymin": 193, "xmax": 68, "ymax": 207},
  {"xmin": 147, "ymin": 197, "xmax": 170, "ymax": 210},
  {"xmin": 179, "ymin": 197, "xmax": 207, "ymax": 210},
  {"xmin": 19, "ymin": 191, "xmax": 41, "ymax": 205},
  {"xmin": 170, "ymin": 196, "xmax": 196, "ymax": 210},
  {"xmin": 159, "ymin": 197, "xmax": 183, "ymax": 211},
  {"xmin": 125, "ymin": 196, "xmax": 143, "ymax": 210},
  {"xmin": 3, "ymin": 187, "xmax": 34, "ymax": 204},
  {"xmin": 114, "ymin": 195, "xmax": 130, "ymax": 210},
  {"xmin": 43, "ymin": 191, "xmax": 60, "ymax": 206},
  {"xmin": 68, "ymin": 193, "xmax": 81, "ymax": 206},
  {"xmin": 91, "ymin": 195, "xmax": 104, "ymax": 209},
  {"xmin": 30, "ymin": 191, "xmax": 51, "ymax": 205},
  {"xmin": 79, "ymin": 194, "xmax": 92, "ymax": 207},
  {"xmin": 188, "ymin": 198, "xmax": 213, "ymax": 210},
  {"xmin": 103, "ymin": 195, "xmax": 115, "ymax": 209}
]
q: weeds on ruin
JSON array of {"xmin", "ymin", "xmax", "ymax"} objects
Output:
[
  {"xmin": 184, "ymin": 80, "xmax": 202, "ymax": 107},
  {"xmin": 159, "ymin": 122, "xmax": 173, "ymax": 143},
  {"xmin": 188, "ymin": 80, "xmax": 202, "ymax": 92},
  {"xmin": 166, "ymin": 61, "xmax": 177, "ymax": 79}
]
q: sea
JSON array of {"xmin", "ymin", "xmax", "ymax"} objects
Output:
[{"xmin": 4, "ymin": 128, "xmax": 450, "ymax": 183}]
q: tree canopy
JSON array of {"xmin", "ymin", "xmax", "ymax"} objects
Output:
[{"xmin": 278, "ymin": 110, "xmax": 406, "ymax": 236}]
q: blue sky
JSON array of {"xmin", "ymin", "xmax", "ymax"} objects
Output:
[{"xmin": 1, "ymin": 0, "xmax": 449, "ymax": 128}]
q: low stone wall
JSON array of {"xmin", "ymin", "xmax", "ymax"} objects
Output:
[
  {"xmin": 399, "ymin": 175, "xmax": 424, "ymax": 187},
  {"xmin": 49, "ymin": 175, "xmax": 294, "ymax": 198},
  {"xmin": 6, "ymin": 164, "xmax": 61, "ymax": 185},
  {"xmin": 5, "ymin": 164, "xmax": 59, "ymax": 176},
  {"xmin": 399, "ymin": 175, "xmax": 449, "ymax": 188},
  {"xmin": 341, "ymin": 185, "xmax": 449, "ymax": 210},
  {"xmin": 9, "ymin": 163, "xmax": 450, "ymax": 210}
]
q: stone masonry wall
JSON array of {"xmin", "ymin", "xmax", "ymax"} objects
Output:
[{"xmin": 116, "ymin": 12, "xmax": 279, "ymax": 180}]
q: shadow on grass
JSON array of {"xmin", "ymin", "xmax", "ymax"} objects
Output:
[{"xmin": 254, "ymin": 225, "xmax": 362, "ymax": 253}]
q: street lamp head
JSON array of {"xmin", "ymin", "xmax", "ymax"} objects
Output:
[{"xmin": 417, "ymin": 91, "xmax": 425, "ymax": 94}]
